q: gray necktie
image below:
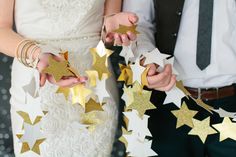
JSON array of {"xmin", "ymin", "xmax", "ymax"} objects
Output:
[{"xmin": 196, "ymin": 0, "xmax": 214, "ymax": 70}]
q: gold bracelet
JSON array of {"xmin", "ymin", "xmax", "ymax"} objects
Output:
[
  {"xmin": 15, "ymin": 39, "xmax": 31, "ymax": 63},
  {"xmin": 21, "ymin": 41, "xmax": 35, "ymax": 67}
]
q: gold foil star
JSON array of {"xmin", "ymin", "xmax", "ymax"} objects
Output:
[
  {"xmin": 70, "ymin": 84, "xmax": 92, "ymax": 108},
  {"xmin": 81, "ymin": 112, "xmax": 102, "ymax": 132},
  {"xmin": 176, "ymin": 81, "xmax": 191, "ymax": 98},
  {"xmin": 85, "ymin": 98, "xmax": 104, "ymax": 113},
  {"xmin": 86, "ymin": 70, "xmax": 99, "ymax": 87},
  {"xmin": 90, "ymin": 51, "xmax": 111, "ymax": 80},
  {"xmin": 113, "ymin": 25, "xmax": 140, "ymax": 35},
  {"xmin": 193, "ymin": 98, "xmax": 214, "ymax": 114},
  {"xmin": 212, "ymin": 117, "xmax": 236, "ymax": 142},
  {"xmin": 188, "ymin": 117, "xmax": 217, "ymax": 143},
  {"xmin": 126, "ymin": 91, "xmax": 156, "ymax": 118},
  {"xmin": 56, "ymin": 87, "xmax": 70, "ymax": 100},
  {"xmin": 42, "ymin": 56, "xmax": 74, "ymax": 82},
  {"xmin": 118, "ymin": 64, "xmax": 133, "ymax": 85},
  {"xmin": 17, "ymin": 111, "xmax": 42, "ymax": 125},
  {"xmin": 171, "ymin": 102, "xmax": 198, "ymax": 128}
]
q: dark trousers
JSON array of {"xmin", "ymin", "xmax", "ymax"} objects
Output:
[{"xmin": 147, "ymin": 90, "xmax": 236, "ymax": 157}]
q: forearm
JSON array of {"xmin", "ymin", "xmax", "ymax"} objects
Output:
[{"xmin": 104, "ymin": 0, "xmax": 122, "ymax": 15}]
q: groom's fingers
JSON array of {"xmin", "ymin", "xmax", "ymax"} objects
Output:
[
  {"xmin": 128, "ymin": 13, "xmax": 139, "ymax": 24},
  {"xmin": 147, "ymin": 64, "xmax": 157, "ymax": 76},
  {"xmin": 155, "ymin": 75, "xmax": 176, "ymax": 91}
]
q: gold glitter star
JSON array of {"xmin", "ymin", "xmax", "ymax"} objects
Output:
[
  {"xmin": 119, "ymin": 127, "xmax": 132, "ymax": 148},
  {"xmin": 42, "ymin": 56, "xmax": 74, "ymax": 82},
  {"xmin": 17, "ymin": 111, "xmax": 42, "ymax": 125},
  {"xmin": 56, "ymin": 87, "xmax": 70, "ymax": 100},
  {"xmin": 171, "ymin": 102, "xmax": 198, "ymax": 128},
  {"xmin": 126, "ymin": 90, "xmax": 156, "ymax": 118},
  {"xmin": 113, "ymin": 25, "xmax": 140, "ymax": 35},
  {"xmin": 188, "ymin": 117, "xmax": 217, "ymax": 143},
  {"xmin": 85, "ymin": 98, "xmax": 104, "ymax": 113},
  {"xmin": 70, "ymin": 84, "xmax": 92, "ymax": 108},
  {"xmin": 193, "ymin": 98, "xmax": 214, "ymax": 114},
  {"xmin": 90, "ymin": 50, "xmax": 111, "ymax": 80},
  {"xmin": 81, "ymin": 112, "xmax": 102, "ymax": 132},
  {"xmin": 212, "ymin": 117, "xmax": 236, "ymax": 142},
  {"xmin": 86, "ymin": 70, "xmax": 99, "ymax": 87}
]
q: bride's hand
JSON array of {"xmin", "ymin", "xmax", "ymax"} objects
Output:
[
  {"xmin": 105, "ymin": 12, "xmax": 139, "ymax": 46},
  {"xmin": 37, "ymin": 53, "xmax": 87, "ymax": 87}
]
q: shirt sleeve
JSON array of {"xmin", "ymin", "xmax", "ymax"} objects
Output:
[{"xmin": 122, "ymin": 0, "xmax": 156, "ymax": 54}]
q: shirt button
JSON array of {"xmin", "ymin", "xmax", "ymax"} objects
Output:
[
  {"xmin": 176, "ymin": 11, "xmax": 182, "ymax": 16},
  {"xmin": 172, "ymin": 33, "xmax": 177, "ymax": 38}
]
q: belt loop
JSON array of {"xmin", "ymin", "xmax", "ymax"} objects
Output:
[
  {"xmin": 198, "ymin": 88, "xmax": 201, "ymax": 99},
  {"xmin": 216, "ymin": 87, "xmax": 219, "ymax": 99}
]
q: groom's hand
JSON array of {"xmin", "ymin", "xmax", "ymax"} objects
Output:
[
  {"xmin": 146, "ymin": 64, "xmax": 176, "ymax": 91},
  {"xmin": 104, "ymin": 12, "xmax": 139, "ymax": 46}
]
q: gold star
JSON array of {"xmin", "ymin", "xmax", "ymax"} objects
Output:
[
  {"xmin": 113, "ymin": 25, "xmax": 140, "ymax": 35},
  {"xmin": 59, "ymin": 51, "xmax": 69, "ymax": 61},
  {"xmin": 70, "ymin": 84, "xmax": 92, "ymax": 108},
  {"xmin": 212, "ymin": 117, "xmax": 236, "ymax": 142},
  {"xmin": 118, "ymin": 64, "xmax": 133, "ymax": 85},
  {"xmin": 81, "ymin": 112, "xmax": 102, "ymax": 132},
  {"xmin": 42, "ymin": 56, "xmax": 74, "ymax": 82},
  {"xmin": 176, "ymin": 81, "xmax": 191, "ymax": 98},
  {"xmin": 126, "ymin": 90, "xmax": 156, "ymax": 118},
  {"xmin": 85, "ymin": 98, "xmax": 104, "ymax": 113},
  {"xmin": 86, "ymin": 70, "xmax": 98, "ymax": 87},
  {"xmin": 56, "ymin": 87, "xmax": 70, "ymax": 100},
  {"xmin": 188, "ymin": 117, "xmax": 217, "ymax": 143},
  {"xmin": 171, "ymin": 102, "xmax": 198, "ymax": 128},
  {"xmin": 90, "ymin": 50, "xmax": 111, "ymax": 80},
  {"xmin": 193, "ymin": 98, "xmax": 214, "ymax": 114}
]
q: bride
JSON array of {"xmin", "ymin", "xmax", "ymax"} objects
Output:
[{"xmin": 0, "ymin": 0, "xmax": 138, "ymax": 156}]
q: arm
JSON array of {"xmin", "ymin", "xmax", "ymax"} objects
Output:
[{"xmin": 104, "ymin": 0, "xmax": 122, "ymax": 15}]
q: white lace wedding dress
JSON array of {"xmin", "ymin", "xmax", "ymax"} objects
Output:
[{"xmin": 10, "ymin": 0, "xmax": 119, "ymax": 156}]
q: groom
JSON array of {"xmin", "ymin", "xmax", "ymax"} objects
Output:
[{"xmin": 122, "ymin": 0, "xmax": 236, "ymax": 157}]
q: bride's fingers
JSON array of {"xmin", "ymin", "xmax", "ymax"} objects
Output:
[
  {"xmin": 128, "ymin": 13, "xmax": 139, "ymax": 24},
  {"xmin": 121, "ymin": 34, "xmax": 130, "ymax": 46},
  {"xmin": 127, "ymin": 31, "xmax": 137, "ymax": 41},
  {"xmin": 40, "ymin": 73, "xmax": 47, "ymax": 87},
  {"xmin": 114, "ymin": 33, "xmax": 122, "ymax": 46}
]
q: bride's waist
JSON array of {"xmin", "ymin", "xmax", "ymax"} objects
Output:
[{"xmin": 35, "ymin": 33, "xmax": 101, "ymax": 44}]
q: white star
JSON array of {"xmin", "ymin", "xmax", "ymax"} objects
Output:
[
  {"xmin": 19, "ymin": 122, "xmax": 45, "ymax": 149},
  {"xmin": 123, "ymin": 110, "xmax": 152, "ymax": 140},
  {"xmin": 96, "ymin": 40, "xmax": 107, "ymax": 57},
  {"xmin": 92, "ymin": 78, "xmax": 111, "ymax": 103},
  {"xmin": 214, "ymin": 108, "xmax": 236, "ymax": 118},
  {"xmin": 143, "ymin": 48, "xmax": 170, "ymax": 68},
  {"xmin": 22, "ymin": 71, "xmax": 40, "ymax": 99},
  {"xmin": 124, "ymin": 133, "xmax": 157, "ymax": 157},
  {"xmin": 18, "ymin": 94, "xmax": 44, "ymax": 122},
  {"xmin": 164, "ymin": 86, "xmax": 186, "ymax": 108},
  {"xmin": 130, "ymin": 59, "xmax": 146, "ymax": 84},
  {"xmin": 120, "ymin": 45, "xmax": 134, "ymax": 64}
]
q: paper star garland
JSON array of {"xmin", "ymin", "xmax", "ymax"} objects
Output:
[
  {"xmin": 188, "ymin": 117, "xmax": 217, "ymax": 143},
  {"xmin": 86, "ymin": 70, "xmax": 99, "ymax": 87},
  {"xmin": 176, "ymin": 81, "xmax": 191, "ymax": 98},
  {"xmin": 42, "ymin": 56, "xmax": 74, "ymax": 82},
  {"xmin": 119, "ymin": 127, "xmax": 132, "ymax": 148},
  {"xmin": 85, "ymin": 98, "xmax": 104, "ymax": 113},
  {"xmin": 90, "ymin": 40, "xmax": 113, "ymax": 57},
  {"xmin": 91, "ymin": 50, "xmax": 111, "ymax": 80},
  {"xmin": 92, "ymin": 78, "xmax": 110, "ymax": 103},
  {"xmin": 171, "ymin": 102, "xmax": 198, "ymax": 128},
  {"xmin": 164, "ymin": 86, "xmax": 186, "ymax": 108},
  {"xmin": 80, "ymin": 111, "xmax": 102, "ymax": 132},
  {"xmin": 120, "ymin": 45, "xmax": 135, "ymax": 64},
  {"xmin": 130, "ymin": 60, "xmax": 146, "ymax": 85},
  {"xmin": 213, "ymin": 108, "xmax": 236, "ymax": 118},
  {"xmin": 56, "ymin": 87, "xmax": 70, "ymax": 100},
  {"xmin": 212, "ymin": 117, "xmax": 236, "ymax": 142},
  {"xmin": 118, "ymin": 64, "xmax": 133, "ymax": 85},
  {"xmin": 17, "ymin": 94, "xmax": 44, "ymax": 123},
  {"xmin": 17, "ymin": 111, "xmax": 43, "ymax": 126},
  {"xmin": 22, "ymin": 71, "xmax": 40, "ymax": 99},
  {"xmin": 113, "ymin": 24, "xmax": 140, "ymax": 35},
  {"xmin": 126, "ymin": 90, "xmax": 156, "ymax": 117},
  {"xmin": 17, "ymin": 122, "xmax": 46, "ymax": 155},
  {"xmin": 164, "ymin": 57, "xmax": 179, "ymax": 75},
  {"xmin": 193, "ymin": 98, "xmax": 214, "ymax": 114},
  {"xmin": 71, "ymin": 84, "xmax": 92, "ymax": 107},
  {"xmin": 143, "ymin": 48, "xmax": 170, "ymax": 68}
]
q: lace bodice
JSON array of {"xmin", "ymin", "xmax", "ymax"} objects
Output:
[{"xmin": 15, "ymin": 0, "xmax": 105, "ymax": 39}]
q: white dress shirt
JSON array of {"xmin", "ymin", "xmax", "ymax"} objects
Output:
[{"xmin": 123, "ymin": 0, "xmax": 236, "ymax": 88}]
